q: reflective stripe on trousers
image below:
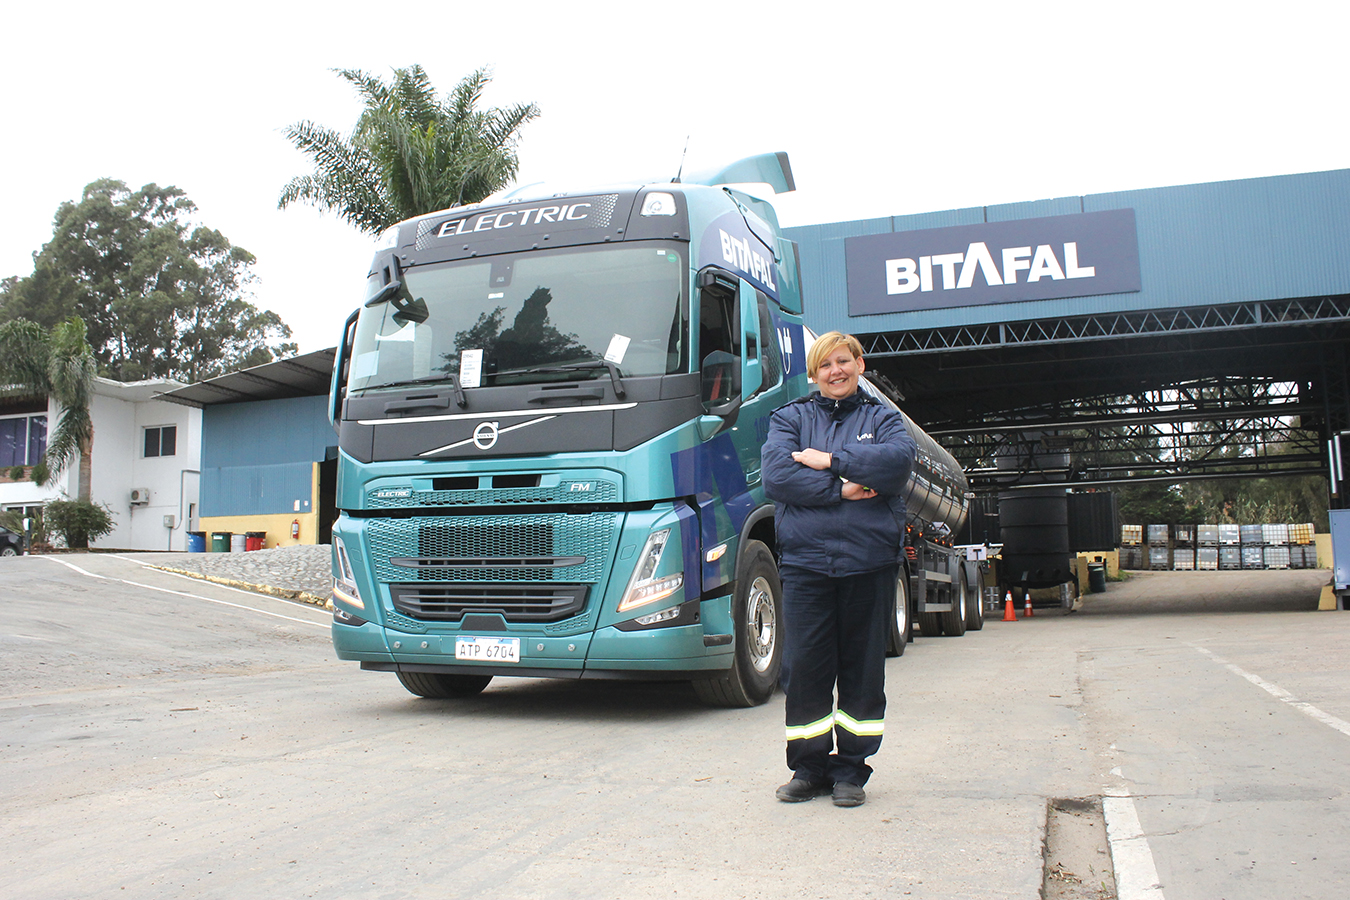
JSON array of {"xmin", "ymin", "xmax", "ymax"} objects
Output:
[{"xmin": 785, "ymin": 709, "xmax": 885, "ymax": 741}]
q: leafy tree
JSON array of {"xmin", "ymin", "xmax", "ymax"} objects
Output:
[
  {"xmin": 0, "ymin": 317, "xmax": 97, "ymax": 500},
  {"xmin": 279, "ymin": 65, "xmax": 540, "ymax": 234},
  {"xmin": 1, "ymin": 180, "xmax": 296, "ymax": 383}
]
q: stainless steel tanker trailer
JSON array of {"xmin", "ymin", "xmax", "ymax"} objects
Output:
[{"xmin": 857, "ymin": 378, "xmax": 991, "ymax": 652}]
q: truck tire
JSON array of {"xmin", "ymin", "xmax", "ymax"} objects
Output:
[
  {"xmin": 916, "ymin": 571, "xmax": 943, "ymax": 637},
  {"xmin": 396, "ymin": 671, "xmax": 492, "ymax": 698},
  {"xmin": 693, "ymin": 540, "xmax": 782, "ymax": 708},
  {"xmin": 886, "ymin": 571, "xmax": 910, "ymax": 657},
  {"xmin": 965, "ymin": 568, "xmax": 986, "ymax": 631},
  {"xmin": 941, "ymin": 569, "xmax": 968, "ymax": 636}
]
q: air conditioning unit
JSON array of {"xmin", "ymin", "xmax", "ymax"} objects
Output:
[{"xmin": 130, "ymin": 487, "xmax": 151, "ymax": 505}]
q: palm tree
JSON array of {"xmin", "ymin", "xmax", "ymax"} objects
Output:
[
  {"xmin": 279, "ymin": 66, "xmax": 540, "ymax": 234},
  {"xmin": 0, "ymin": 317, "xmax": 97, "ymax": 501}
]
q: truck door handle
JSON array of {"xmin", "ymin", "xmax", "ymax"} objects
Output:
[
  {"xmin": 528, "ymin": 386, "xmax": 604, "ymax": 402},
  {"xmin": 384, "ymin": 395, "xmax": 451, "ymax": 413}
]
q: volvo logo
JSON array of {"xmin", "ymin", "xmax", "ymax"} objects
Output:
[{"xmin": 472, "ymin": 421, "xmax": 500, "ymax": 450}]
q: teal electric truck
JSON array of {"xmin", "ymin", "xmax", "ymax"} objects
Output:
[{"xmin": 327, "ymin": 152, "xmax": 979, "ymax": 707}]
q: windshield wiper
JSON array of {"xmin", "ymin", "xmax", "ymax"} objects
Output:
[
  {"xmin": 371, "ymin": 373, "xmax": 467, "ymax": 408},
  {"xmin": 522, "ymin": 359, "xmax": 627, "ymax": 399}
]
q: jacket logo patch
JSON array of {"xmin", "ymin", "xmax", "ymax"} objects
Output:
[{"xmin": 856, "ymin": 433, "xmax": 874, "ymax": 441}]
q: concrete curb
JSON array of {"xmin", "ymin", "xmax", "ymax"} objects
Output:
[{"xmin": 148, "ymin": 564, "xmax": 334, "ymax": 611}]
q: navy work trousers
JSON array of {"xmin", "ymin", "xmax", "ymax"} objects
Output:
[{"xmin": 780, "ymin": 564, "xmax": 895, "ymax": 786}]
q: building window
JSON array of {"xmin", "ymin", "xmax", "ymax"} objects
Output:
[
  {"xmin": 144, "ymin": 425, "xmax": 177, "ymax": 458},
  {"xmin": 0, "ymin": 414, "xmax": 47, "ymax": 468}
]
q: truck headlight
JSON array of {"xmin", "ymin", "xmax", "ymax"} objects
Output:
[
  {"xmin": 617, "ymin": 528, "xmax": 684, "ymax": 612},
  {"xmin": 332, "ymin": 536, "xmax": 364, "ymax": 610}
]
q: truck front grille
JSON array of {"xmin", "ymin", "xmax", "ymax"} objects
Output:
[
  {"xmin": 367, "ymin": 513, "xmax": 618, "ymax": 583},
  {"xmin": 389, "ymin": 583, "xmax": 588, "ymax": 623}
]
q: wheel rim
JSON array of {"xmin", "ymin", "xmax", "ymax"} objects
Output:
[
  {"xmin": 895, "ymin": 581, "xmax": 908, "ymax": 633},
  {"xmin": 745, "ymin": 575, "xmax": 776, "ymax": 673}
]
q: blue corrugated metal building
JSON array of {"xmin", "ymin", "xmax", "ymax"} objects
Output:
[
  {"xmin": 160, "ymin": 349, "xmax": 337, "ymax": 547},
  {"xmin": 785, "ymin": 167, "xmax": 1350, "ymax": 338}
]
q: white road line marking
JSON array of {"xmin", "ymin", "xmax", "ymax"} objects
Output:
[
  {"xmin": 38, "ymin": 556, "xmax": 329, "ymax": 629},
  {"xmin": 1103, "ymin": 789, "xmax": 1167, "ymax": 900},
  {"xmin": 1192, "ymin": 644, "xmax": 1350, "ymax": 738}
]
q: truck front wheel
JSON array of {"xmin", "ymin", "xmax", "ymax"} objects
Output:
[
  {"xmin": 693, "ymin": 540, "xmax": 783, "ymax": 708},
  {"xmin": 396, "ymin": 671, "xmax": 492, "ymax": 699}
]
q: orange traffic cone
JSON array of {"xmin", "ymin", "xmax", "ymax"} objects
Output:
[
  {"xmin": 1002, "ymin": 590, "xmax": 1017, "ymax": 622},
  {"xmin": 1023, "ymin": 593, "xmax": 1034, "ymax": 617}
]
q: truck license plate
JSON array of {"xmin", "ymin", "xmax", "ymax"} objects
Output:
[{"xmin": 454, "ymin": 637, "xmax": 520, "ymax": 663}]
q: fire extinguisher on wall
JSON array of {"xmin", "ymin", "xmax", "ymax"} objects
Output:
[{"xmin": 291, "ymin": 519, "xmax": 301, "ymax": 540}]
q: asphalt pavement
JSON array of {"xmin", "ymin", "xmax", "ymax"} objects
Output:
[{"xmin": 4, "ymin": 553, "xmax": 1345, "ymax": 899}]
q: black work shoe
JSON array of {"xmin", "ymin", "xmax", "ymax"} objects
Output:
[
  {"xmin": 775, "ymin": 778, "xmax": 832, "ymax": 802},
  {"xmin": 832, "ymin": 782, "xmax": 866, "ymax": 807}
]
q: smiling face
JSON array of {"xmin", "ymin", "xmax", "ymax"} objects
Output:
[{"xmin": 815, "ymin": 345, "xmax": 865, "ymax": 400}]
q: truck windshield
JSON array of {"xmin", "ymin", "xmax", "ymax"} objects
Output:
[{"xmin": 348, "ymin": 243, "xmax": 688, "ymax": 392}]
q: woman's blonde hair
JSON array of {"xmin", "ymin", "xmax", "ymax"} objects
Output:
[{"xmin": 806, "ymin": 331, "xmax": 864, "ymax": 377}]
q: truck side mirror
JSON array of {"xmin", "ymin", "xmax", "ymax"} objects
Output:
[{"xmin": 701, "ymin": 350, "xmax": 741, "ymax": 414}]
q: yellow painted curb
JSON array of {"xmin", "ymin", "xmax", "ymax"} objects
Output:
[{"xmin": 149, "ymin": 565, "xmax": 334, "ymax": 611}]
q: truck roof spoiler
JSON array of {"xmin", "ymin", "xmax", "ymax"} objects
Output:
[{"xmin": 680, "ymin": 152, "xmax": 796, "ymax": 194}]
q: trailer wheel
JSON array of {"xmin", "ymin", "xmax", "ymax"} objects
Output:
[
  {"xmin": 693, "ymin": 540, "xmax": 782, "ymax": 708},
  {"xmin": 886, "ymin": 571, "xmax": 910, "ymax": 657},
  {"xmin": 965, "ymin": 568, "xmax": 986, "ymax": 631},
  {"xmin": 396, "ymin": 671, "xmax": 492, "ymax": 699},
  {"xmin": 916, "ymin": 604, "xmax": 943, "ymax": 637},
  {"xmin": 940, "ymin": 569, "xmax": 968, "ymax": 636}
]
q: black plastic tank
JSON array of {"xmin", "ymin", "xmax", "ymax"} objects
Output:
[{"xmin": 996, "ymin": 438, "xmax": 1071, "ymax": 588}]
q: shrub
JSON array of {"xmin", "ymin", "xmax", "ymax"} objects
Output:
[
  {"xmin": 0, "ymin": 508, "xmax": 47, "ymax": 547},
  {"xmin": 44, "ymin": 499, "xmax": 115, "ymax": 549}
]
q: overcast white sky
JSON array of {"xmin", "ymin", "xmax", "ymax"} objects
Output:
[{"xmin": 3, "ymin": 1, "xmax": 1347, "ymax": 358}]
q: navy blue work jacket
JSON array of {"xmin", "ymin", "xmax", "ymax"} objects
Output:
[{"xmin": 762, "ymin": 391, "xmax": 917, "ymax": 577}]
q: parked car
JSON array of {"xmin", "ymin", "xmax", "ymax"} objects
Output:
[{"xmin": 0, "ymin": 525, "xmax": 25, "ymax": 557}]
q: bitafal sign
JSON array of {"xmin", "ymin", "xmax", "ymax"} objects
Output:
[{"xmin": 844, "ymin": 208, "xmax": 1141, "ymax": 316}]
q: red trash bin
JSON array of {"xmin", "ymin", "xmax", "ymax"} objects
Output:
[{"xmin": 245, "ymin": 532, "xmax": 266, "ymax": 551}]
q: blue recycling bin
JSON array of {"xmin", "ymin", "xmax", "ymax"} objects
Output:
[{"xmin": 186, "ymin": 531, "xmax": 206, "ymax": 553}]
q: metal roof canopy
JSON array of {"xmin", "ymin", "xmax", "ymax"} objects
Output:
[{"xmin": 157, "ymin": 348, "xmax": 337, "ymax": 408}]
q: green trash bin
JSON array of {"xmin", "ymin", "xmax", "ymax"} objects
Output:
[
  {"xmin": 1088, "ymin": 563, "xmax": 1107, "ymax": 593},
  {"xmin": 210, "ymin": 532, "xmax": 233, "ymax": 553}
]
